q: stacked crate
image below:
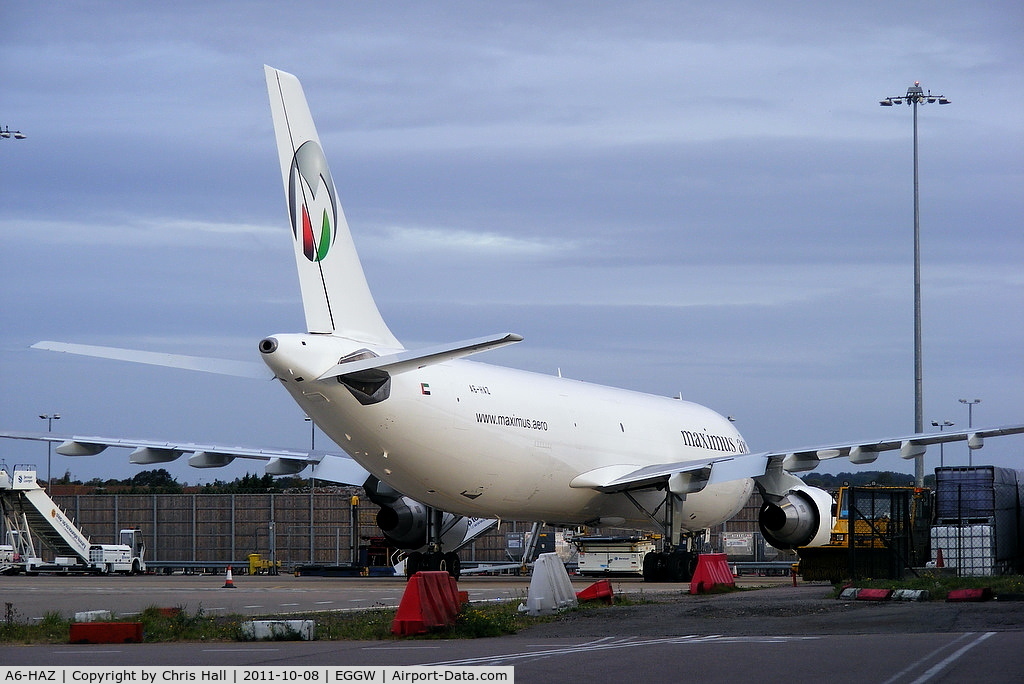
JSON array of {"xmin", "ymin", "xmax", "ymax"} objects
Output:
[{"xmin": 931, "ymin": 466, "xmax": 1024, "ymax": 576}]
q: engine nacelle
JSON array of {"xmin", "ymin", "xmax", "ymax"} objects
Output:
[
  {"xmin": 362, "ymin": 476, "xmax": 472, "ymax": 551},
  {"xmin": 758, "ymin": 484, "xmax": 833, "ymax": 549},
  {"xmin": 362, "ymin": 476, "xmax": 426, "ymax": 548},
  {"xmin": 375, "ymin": 496, "xmax": 429, "ymax": 548}
]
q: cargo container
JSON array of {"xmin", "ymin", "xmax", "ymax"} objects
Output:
[
  {"xmin": 935, "ymin": 466, "xmax": 1023, "ymax": 522},
  {"xmin": 932, "ymin": 466, "xmax": 1024, "ymax": 575},
  {"xmin": 931, "ymin": 525, "xmax": 1003, "ymax": 576}
]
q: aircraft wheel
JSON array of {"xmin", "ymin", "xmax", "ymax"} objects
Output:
[
  {"xmin": 686, "ymin": 553, "xmax": 699, "ymax": 582},
  {"xmin": 425, "ymin": 551, "xmax": 444, "ymax": 572},
  {"xmin": 441, "ymin": 552, "xmax": 461, "ymax": 579},
  {"xmin": 666, "ymin": 550, "xmax": 696, "ymax": 582},
  {"xmin": 405, "ymin": 551, "xmax": 423, "ymax": 578},
  {"xmin": 642, "ymin": 552, "xmax": 665, "ymax": 582},
  {"xmin": 666, "ymin": 553, "xmax": 685, "ymax": 582}
]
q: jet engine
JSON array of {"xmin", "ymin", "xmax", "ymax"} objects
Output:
[
  {"xmin": 363, "ymin": 476, "xmax": 429, "ymax": 548},
  {"xmin": 758, "ymin": 484, "xmax": 833, "ymax": 549},
  {"xmin": 362, "ymin": 476, "xmax": 472, "ymax": 551}
]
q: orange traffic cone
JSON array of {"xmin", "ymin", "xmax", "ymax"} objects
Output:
[
  {"xmin": 935, "ymin": 549, "xmax": 944, "ymax": 568},
  {"xmin": 223, "ymin": 565, "xmax": 236, "ymax": 588}
]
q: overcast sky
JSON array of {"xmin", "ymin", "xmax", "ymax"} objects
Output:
[{"xmin": 1, "ymin": 1, "xmax": 1021, "ymax": 485}]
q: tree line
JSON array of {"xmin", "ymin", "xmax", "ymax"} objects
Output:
[
  {"xmin": 45, "ymin": 467, "xmax": 931, "ymax": 495},
  {"xmin": 45, "ymin": 469, "xmax": 311, "ymax": 494}
]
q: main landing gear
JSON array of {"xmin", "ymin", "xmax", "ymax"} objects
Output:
[
  {"xmin": 403, "ymin": 507, "xmax": 462, "ymax": 579},
  {"xmin": 642, "ymin": 546, "xmax": 698, "ymax": 582},
  {"xmin": 403, "ymin": 513, "xmax": 544, "ymax": 581},
  {"xmin": 621, "ymin": 489, "xmax": 706, "ymax": 582},
  {"xmin": 405, "ymin": 549, "xmax": 462, "ymax": 579},
  {"xmin": 395, "ymin": 505, "xmax": 474, "ymax": 580}
]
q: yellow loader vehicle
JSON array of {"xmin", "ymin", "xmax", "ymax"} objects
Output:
[{"xmin": 798, "ymin": 485, "xmax": 932, "ymax": 583}]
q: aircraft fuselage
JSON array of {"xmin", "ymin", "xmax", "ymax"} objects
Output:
[{"xmin": 262, "ymin": 332, "xmax": 754, "ymax": 531}]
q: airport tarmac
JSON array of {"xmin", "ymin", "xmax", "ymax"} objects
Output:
[
  {"xmin": 2, "ymin": 573, "xmax": 1023, "ymax": 681},
  {"xmin": 0, "ymin": 572, "xmax": 784, "ymax": 620}
]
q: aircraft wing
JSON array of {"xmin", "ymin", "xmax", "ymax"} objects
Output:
[
  {"xmin": 571, "ymin": 423, "xmax": 1024, "ymax": 496},
  {"xmin": 0, "ymin": 430, "xmax": 369, "ymax": 484}
]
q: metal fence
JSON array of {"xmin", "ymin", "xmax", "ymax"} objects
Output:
[{"xmin": 46, "ymin": 488, "xmax": 767, "ymax": 570}]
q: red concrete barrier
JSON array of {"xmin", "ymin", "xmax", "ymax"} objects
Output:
[
  {"xmin": 946, "ymin": 588, "xmax": 993, "ymax": 602},
  {"xmin": 391, "ymin": 571, "xmax": 462, "ymax": 636},
  {"xmin": 689, "ymin": 553, "xmax": 736, "ymax": 594},
  {"xmin": 576, "ymin": 579, "xmax": 614, "ymax": 603},
  {"xmin": 69, "ymin": 622, "xmax": 143, "ymax": 644},
  {"xmin": 855, "ymin": 588, "xmax": 893, "ymax": 601}
]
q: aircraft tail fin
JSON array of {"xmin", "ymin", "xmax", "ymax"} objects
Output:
[{"xmin": 265, "ymin": 66, "xmax": 401, "ymax": 348}]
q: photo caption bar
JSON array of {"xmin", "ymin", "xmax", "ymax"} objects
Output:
[{"xmin": 0, "ymin": 668, "xmax": 513, "ymax": 684}]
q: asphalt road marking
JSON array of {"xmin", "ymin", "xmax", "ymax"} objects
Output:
[
  {"xmin": 425, "ymin": 634, "xmax": 822, "ymax": 667},
  {"xmin": 903, "ymin": 632, "xmax": 995, "ymax": 684}
]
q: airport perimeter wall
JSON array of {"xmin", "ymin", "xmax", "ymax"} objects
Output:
[{"xmin": 48, "ymin": 489, "xmax": 766, "ymax": 569}]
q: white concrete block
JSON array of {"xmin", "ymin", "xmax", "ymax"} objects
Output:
[
  {"xmin": 518, "ymin": 552, "xmax": 578, "ymax": 616},
  {"xmin": 241, "ymin": 619, "xmax": 316, "ymax": 641},
  {"xmin": 73, "ymin": 610, "xmax": 113, "ymax": 622}
]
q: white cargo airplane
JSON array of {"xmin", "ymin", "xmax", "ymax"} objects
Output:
[{"xmin": 4, "ymin": 67, "xmax": 1023, "ymax": 580}]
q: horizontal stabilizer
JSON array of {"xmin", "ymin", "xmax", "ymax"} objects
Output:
[
  {"xmin": 33, "ymin": 341, "xmax": 272, "ymax": 379},
  {"xmin": 317, "ymin": 332, "xmax": 523, "ymax": 380}
]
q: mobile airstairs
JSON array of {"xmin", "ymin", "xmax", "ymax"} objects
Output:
[{"xmin": 0, "ymin": 463, "xmax": 146, "ymax": 574}]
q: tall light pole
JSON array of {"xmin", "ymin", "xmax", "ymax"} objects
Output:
[
  {"xmin": 304, "ymin": 415, "xmax": 316, "ymax": 491},
  {"xmin": 931, "ymin": 419, "xmax": 954, "ymax": 468},
  {"xmin": 38, "ymin": 413, "xmax": 61, "ymax": 492},
  {"xmin": 880, "ymin": 82, "xmax": 950, "ymax": 487},
  {"xmin": 1, "ymin": 126, "xmax": 27, "ymax": 140},
  {"xmin": 958, "ymin": 398, "xmax": 980, "ymax": 466}
]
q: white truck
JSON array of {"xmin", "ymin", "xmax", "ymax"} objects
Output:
[
  {"xmin": 573, "ymin": 535, "xmax": 657, "ymax": 576},
  {"xmin": 3, "ymin": 464, "xmax": 148, "ymax": 574},
  {"xmin": 23, "ymin": 528, "xmax": 147, "ymax": 575},
  {"xmin": 0, "ymin": 543, "xmax": 19, "ymax": 574},
  {"xmin": 87, "ymin": 533, "xmax": 147, "ymax": 575}
]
